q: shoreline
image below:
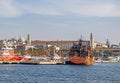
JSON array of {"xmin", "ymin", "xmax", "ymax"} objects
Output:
[{"xmin": 0, "ymin": 60, "xmax": 120, "ymax": 65}]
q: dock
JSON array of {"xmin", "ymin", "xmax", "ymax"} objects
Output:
[
  {"xmin": 95, "ymin": 60, "xmax": 119, "ymax": 63},
  {"xmin": 0, "ymin": 60, "xmax": 120, "ymax": 65},
  {"xmin": 20, "ymin": 59, "xmax": 65, "ymax": 65},
  {"xmin": 0, "ymin": 61, "xmax": 20, "ymax": 64}
]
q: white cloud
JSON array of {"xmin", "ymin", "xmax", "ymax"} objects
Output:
[
  {"xmin": 22, "ymin": 1, "xmax": 120, "ymax": 17},
  {"xmin": 0, "ymin": 0, "xmax": 22, "ymax": 17},
  {"xmin": 0, "ymin": 0, "xmax": 120, "ymax": 17},
  {"xmin": 24, "ymin": 6, "xmax": 63, "ymax": 16},
  {"xmin": 68, "ymin": 3, "xmax": 120, "ymax": 17}
]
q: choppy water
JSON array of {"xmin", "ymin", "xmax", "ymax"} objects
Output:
[{"xmin": 0, "ymin": 63, "xmax": 120, "ymax": 83}]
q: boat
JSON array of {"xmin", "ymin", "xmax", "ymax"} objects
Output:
[
  {"xmin": 68, "ymin": 40, "xmax": 94, "ymax": 65},
  {"xmin": 21, "ymin": 54, "xmax": 32, "ymax": 61},
  {"xmin": 0, "ymin": 40, "xmax": 23, "ymax": 62},
  {"xmin": 68, "ymin": 34, "xmax": 94, "ymax": 65}
]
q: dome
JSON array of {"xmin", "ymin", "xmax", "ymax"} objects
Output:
[{"xmin": 18, "ymin": 36, "xmax": 26, "ymax": 43}]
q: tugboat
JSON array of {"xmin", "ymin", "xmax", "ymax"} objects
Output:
[
  {"xmin": 68, "ymin": 33, "xmax": 94, "ymax": 65},
  {"xmin": 0, "ymin": 40, "xmax": 23, "ymax": 62}
]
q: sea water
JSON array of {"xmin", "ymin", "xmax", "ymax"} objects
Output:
[{"xmin": 0, "ymin": 63, "xmax": 120, "ymax": 83}]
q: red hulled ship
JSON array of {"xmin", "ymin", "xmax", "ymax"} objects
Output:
[{"xmin": 0, "ymin": 41, "xmax": 23, "ymax": 61}]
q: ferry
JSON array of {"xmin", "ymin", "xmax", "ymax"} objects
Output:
[{"xmin": 68, "ymin": 34, "xmax": 94, "ymax": 65}]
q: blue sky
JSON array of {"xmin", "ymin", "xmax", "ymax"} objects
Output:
[{"xmin": 0, "ymin": 0, "xmax": 120, "ymax": 44}]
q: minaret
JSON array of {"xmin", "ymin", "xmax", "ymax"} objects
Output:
[
  {"xmin": 106, "ymin": 39, "xmax": 110, "ymax": 48},
  {"xmin": 90, "ymin": 33, "xmax": 94, "ymax": 49},
  {"xmin": 27, "ymin": 34, "xmax": 31, "ymax": 45}
]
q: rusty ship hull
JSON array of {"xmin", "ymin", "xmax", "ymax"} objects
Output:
[{"xmin": 69, "ymin": 56, "xmax": 94, "ymax": 65}]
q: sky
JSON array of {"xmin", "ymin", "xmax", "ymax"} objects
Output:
[{"xmin": 0, "ymin": 0, "xmax": 120, "ymax": 44}]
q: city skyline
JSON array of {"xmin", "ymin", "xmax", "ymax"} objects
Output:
[{"xmin": 0, "ymin": 0, "xmax": 120, "ymax": 44}]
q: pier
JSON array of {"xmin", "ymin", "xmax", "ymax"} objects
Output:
[
  {"xmin": 0, "ymin": 59, "xmax": 66, "ymax": 65},
  {"xmin": 0, "ymin": 59, "xmax": 120, "ymax": 65},
  {"xmin": 0, "ymin": 61, "xmax": 20, "ymax": 64}
]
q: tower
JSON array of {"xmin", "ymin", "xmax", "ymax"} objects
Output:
[
  {"xmin": 90, "ymin": 33, "xmax": 94, "ymax": 49},
  {"xmin": 27, "ymin": 34, "xmax": 31, "ymax": 45},
  {"xmin": 106, "ymin": 39, "xmax": 110, "ymax": 48}
]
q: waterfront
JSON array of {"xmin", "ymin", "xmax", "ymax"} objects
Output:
[{"xmin": 0, "ymin": 63, "xmax": 120, "ymax": 83}]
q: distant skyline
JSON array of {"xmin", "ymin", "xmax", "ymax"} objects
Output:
[{"xmin": 0, "ymin": 0, "xmax": 120, "ymax": 44}]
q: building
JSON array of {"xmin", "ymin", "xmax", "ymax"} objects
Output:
[
  {"xmin": 18, "ymin": 36, "xmax": 26, "ymax": 44},
  {"xmin": 32, "ymin": 40, "xmax": 77, "ymax": 50},
  {"xmin": 16, "ymin": 44, "xmax": 34, "ymax": 50}
]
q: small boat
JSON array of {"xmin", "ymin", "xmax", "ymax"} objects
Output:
[
  {"xmin": 68, "ymin": 34, "xmax": 94, "ymax": 65},
  {"xmin": 21, "ymin": 54, "xmax": 32, "ymax": 61}
]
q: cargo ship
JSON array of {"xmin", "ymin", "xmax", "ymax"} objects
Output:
[{"xmin": 68, "ymin": 34, "xmax": 94, "ymax": 65}]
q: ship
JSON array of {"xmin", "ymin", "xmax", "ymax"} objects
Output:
[
  {"xmin": 68, "ymin": 33, "xmax": 94, "ymax": 65},
  {"xmin": 0, "ymin": 40, "xmax": 23, "ymax": 62},
  {"xmin": 22, "ymin": 53, "xmax": 32, "ymax": 61}
]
